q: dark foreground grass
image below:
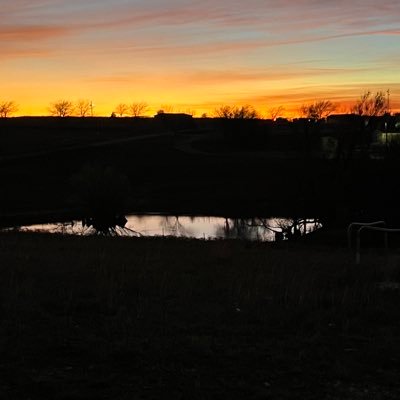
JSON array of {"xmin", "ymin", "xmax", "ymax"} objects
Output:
[{"xmin": 1, "ymin": 232, "xmax": 400, "ymax": 399}]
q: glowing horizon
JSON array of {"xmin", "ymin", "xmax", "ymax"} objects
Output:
[{"xmin": 2, "ymin": 0, "xmax": 400, "ymax": 118}]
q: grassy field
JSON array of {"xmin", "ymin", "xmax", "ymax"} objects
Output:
[
  {"xmin": 1, "ymin": 231, "xmax": 400, "ymax": 399},
  {"xmin": 2, "ymin": 117, "xmax": 400, "ymax": 229},
  {"xmin": 0, "ymin": 117, "xmax": 168, "ymax": 158},
  {"xmin": 2, "ymin": 117, "xmax": 400, "ymax": 230}
]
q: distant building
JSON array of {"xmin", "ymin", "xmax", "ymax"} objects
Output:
[
  {"xmin": 375, "ymin": 131, "xmax": 400, "ymax": 144},
  {"xmin": 326, "ymin": 114, "xmax": 362, "ymax": 125},
  {"xmin": 154, "ymin": 112, "xmax": 193, "ymax": 120},
  {"xmin": 154, "ymin": 112, "xmax": 194, "ymax": 132}
]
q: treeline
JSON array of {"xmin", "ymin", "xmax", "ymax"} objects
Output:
[{"xmin": 0, "ymin": 90, "xmax": 392, "ymax": 119}]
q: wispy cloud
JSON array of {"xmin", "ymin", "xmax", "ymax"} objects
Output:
[
  {"xmin": 2, "ymin": 0, "xmax": 399, "ymax": 115},
  {"xmin": 3, "ymin": 0, "xmax": 400, "ymax": 62},
  {"xmin": 4, "ymin": 0, "xmax": 400, "ymax": 47},
  {"xmin": 0, "ymin": 48, "xmax": 53, "ymax": 60},
  {"xmin": 181, "ymin": 66, "xmax": 375, "ymax": 84},
  {"xmin": 0, "ymin": 25, "xmax": 71, "ymax": 41},
  {"xmin": 239, "ymin": 82, "xmax": 400, "ymax": 110}
]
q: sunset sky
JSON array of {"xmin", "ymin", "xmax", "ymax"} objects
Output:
[{"xmin": 2, "ymin": 0, "xmax": 400, "ymax": 117}]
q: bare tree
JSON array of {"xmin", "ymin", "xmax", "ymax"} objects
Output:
[
  {"xmin": 214, "ymin": 105, "xmax": 233, "ymax": 118},
  {"xmin": 114, "ymin": 103, "xmax": 128, "ymax": 117},
  {"xmin": 49, "ymin": 100, "xmax": 74, "ymax": 117},
  {"xmin": 159, "ymin": 104, "xmax": 174, "ymax": 113},
  {"xmin": 214, "ymin": 105, "xmax": 259, "ymax": 119},
  {"xmin": 128, "ymin": 102, "xmax": 148, "ymax": 117},
  {"xmin": 352, "ymin": 91, "xmax": 388, "ymax": 116},
  {"xmin": 76, "ymin": 99, "xmax": 92, "ymax": 117},
  {"xmin": 268, "ymin": 106, "xmax": 285, "ymax": 120},
  {"xmin": 300, "ymin": 100, "xmax": 336, "ymax": 120},
  {"xmin": 184, "ymin": 108, "xmax": 197, "ymax": 117},
  {"xmin": 0, "ymin": 101, "xmax": 18, "ymax": 118}
]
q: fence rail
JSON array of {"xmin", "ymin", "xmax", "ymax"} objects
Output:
[
  {"xmin": 348, "ymin": 221, "xmax": 400, "ymax": 264},
  {"xmin": 347, "ymin": 221, "xmax": 386, "ymax": 249}
]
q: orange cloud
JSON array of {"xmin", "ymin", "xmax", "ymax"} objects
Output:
[
  {"xmin": 235, "ymin": 83, "xmax": 400, "ymax": 117},
  {"xmin": 2, "ymin": 1, "xmax": 399, "ymax": 118},
  {"xmin": 0, "ymin": 48, "xmax": 52, "ymax": 60},
  {"xmin": 0, "ymin": 25, "xmax": 71, "ymax": 41}
]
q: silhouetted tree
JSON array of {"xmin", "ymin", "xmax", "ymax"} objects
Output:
[
  {"xmin": 70, "ymin": 164, "xmax": 132, "ymax": 235},
  {"xmin": 160, "ymin": 104, "xmax": 174, "ymax": 113},
  {"xmin": 128, "ymin": 102, "xmax": 148, "ymax": 117},
  {"xmin": 49, "ymin": 100, "xmax": 74, "ymax": 117},
  {"xmin": 114, "ymin": 103, "xmax": 128, "ymax": 117},
  {"xmin": 214, "ymin": 105, "xmax": 265, "ymax": 148},
  {"xmin": 0, "ymin": 101, "xmax": 18, "ymax": 117},
  {"xmin": 268, "ymin": 106, "xmax": 285, "ymax": 121},
  {"xmin": 76, "ymin": 99, "xmax": 92, "ymax": 117},
  {"xmin": 300, "ymin": 100, "xmax": 336, "ymax": 120},
  {"xmin": 352, "ymin": 90, "xmax": 387, "ymax": 116},
  {"xmin": 214, "ymin": 105, "xmax": 259, "ymax": 119},
  {"xmin": 214, "ymin": 106, "xmax": 232, "ymax": 118},
  {"xmin": 184, "ymin": 108, "xmax": 196, "ymax": 117}
]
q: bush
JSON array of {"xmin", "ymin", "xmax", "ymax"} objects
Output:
[{"xmin": 70, "ymin": 163, "xmax": 132, "ymax": 234}]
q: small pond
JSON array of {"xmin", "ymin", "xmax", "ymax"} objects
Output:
[{"xmin": 14, "ymin": 215, "xmax": 322, "ymax": 241}]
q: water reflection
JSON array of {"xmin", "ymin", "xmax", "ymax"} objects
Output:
[
  {"xmin": 82, "ymin": 214, "xmax": 129, "ymax": 235},
  {"xmin": 216, "ymin": 217, "xmax": 321, "ymax": 241},
  {"xmin": 13, "ymin": 215, "xmax": 322, "ymax": 241}
]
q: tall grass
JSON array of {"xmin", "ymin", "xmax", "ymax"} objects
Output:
[{"xmin": 1, "ymin": 232, "xmax": 400, "ymax": 399}]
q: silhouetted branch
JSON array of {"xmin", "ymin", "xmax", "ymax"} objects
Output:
[
  {"xmin": 49, "ymin": 100, "xmax": 74, "ymax": 117},
  {"xmin": 214, "ymin": 105, "xmax": 259, "ymax": 119},
  {"xmin": 0, "ymin": 101, "xmax": 18, "ymax": 118},
  {"xmin": 300, "ymin": 100, "xmax": 336, "ymax": 120}
]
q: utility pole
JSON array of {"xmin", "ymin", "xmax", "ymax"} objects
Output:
[
  {"xmin": 90, "ymin": 101, "xmax": 94, "ymax": 117},
  {"xmin": 387, "ymin": 89, "xmax": 390, "ymax": 115}
]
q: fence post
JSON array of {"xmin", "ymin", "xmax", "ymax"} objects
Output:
[
  {"xmin": 347, "ymin": 221, "xmax": 386, "ymax": 250},
  {"xmin": 384, "ymin": 231, "xmax": 388, "ymax": 264},
  {"xmin": 356, "ymin": 230, "xmax": 361, "ymax": 264},
  {"xmin": 354, "ymin": 225, "xmax": 400, "ymax": 265}
]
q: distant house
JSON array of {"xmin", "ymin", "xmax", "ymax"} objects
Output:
[
  {"xmin": 154, "ymin": 112, "xmax": 194, "ymax": 132},
  {"xmin": 374, "ymin": 131, "xmax": 400, "ymax": 144},
  {"xmin": 326, "ymin": 114, "xmax": 362, "ymax": 125},
  {"xmin": 154, "ymin": 112, "xmax": 193, "ymax": 120},
  {"xmin": 373, "ymin": 116, "xmax": 400, "ymax": 144}
]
